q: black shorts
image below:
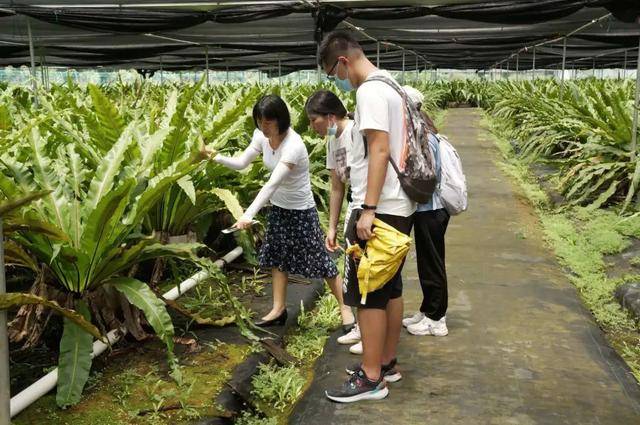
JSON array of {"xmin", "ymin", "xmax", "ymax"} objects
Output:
[{"xmin": 343, "ymin": 209, "xmax": 414, "ymax": 310}]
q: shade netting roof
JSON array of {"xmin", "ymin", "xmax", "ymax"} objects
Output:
[{"xmin": 0, "ymin": 1, "xmax": 638, "ymax": 71}]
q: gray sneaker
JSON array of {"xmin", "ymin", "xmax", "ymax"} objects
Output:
[{"xmin": 325, "ymin": 369, "xmax": 389, "ymax": 403}]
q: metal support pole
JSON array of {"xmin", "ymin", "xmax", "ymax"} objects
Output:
[
  {"xmin": 0, "ymin": 217, "xmax": 10, "ymax": 425},
  {"xmin": 226, "ymin": 66, "xmax": 229, "ymax": 83},
  {"xmin": 631, "ymin": 37, "xmax": 640, "ymax": 163},
  {"xmin": 26, "ymin": 17, "xmax": 38, "ymax": 105},
  {"xmin": 205, "ymin": 47, "xmax": 209, "ymax": 87},
  {"xmin": 592, "ymin": 58, "xmax": 596, "ymax": 78},
  {"xmin": 316, "ymin": 36, "xmax": 322, "ymax": 84},
  {"xmin": 278, "ymin": 59, "xmax": 282, "ymax": 85},
  {"xmin": 532, "ymin": 47, "xmax": 536, "ymax": 80},
  {"xmin": 516, "ymin": 53, "xmax": 519, "ymax": 81},
  {"xmin": 624, "ymin": 50, "xmax": 628, "ymax": 79},
  {"xmin": 401, "ymin": 50, "xmax": 406, "ymax": 84},
  {"xmin": 561, "ymin": 37, "xmax": 567, "ymax": 97},
  {"xmin": 376, "ymin": 42, "xmax": 380, "ymax": 67},
  {"xmin": 160, "ymin": 56, "xmax": 164, "ymax": 84},
  {"xmin": 415, "ymin": 55, "xmax": 419, "ymax": 82},
  {"xmin": 40, "ymin": 53, "xmax": 46, "ymax": 89}
]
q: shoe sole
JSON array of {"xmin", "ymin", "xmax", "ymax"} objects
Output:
[
  {"xmin": 337, "ymin": 338, "xmax": 361, "ymax": 345},
  {"xmin": 325, "ymin": 386, "xmax": 389, "ymax": 403},
  {"xmin": 407, "ymin": 328, "xmax": 448, "ymax": 336},
  {"xmin": 349, "ymin": 347, "xmax": 363, "ymax": 355},
  {"xmin": 384, "ymin": 372, "xmax": 402, "ymax": 383}
]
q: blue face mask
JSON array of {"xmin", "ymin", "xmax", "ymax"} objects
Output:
[
  {"xmin": 332, "ymin": 61, "xmax": 353, "ymax": 92},
  {"xmin": 334, "ymin": 76, "xmax": 353, "ymax": 92},
  {"xmin": 327, "ymin": 121, "xmax": 338, "ymax": 137}
]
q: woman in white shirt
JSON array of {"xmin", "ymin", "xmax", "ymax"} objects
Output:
[
  {"xmin": 212, "ymin": 95, "xmax": 338, "ymax": 326},
  {"xmin": 305, "ymin": 90, "xmax": 358, "ymax": 341}
]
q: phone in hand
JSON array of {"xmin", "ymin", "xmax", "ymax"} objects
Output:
[{"xmin": 221, "ymin": 220, "xmax": 260, "ymax": 234}]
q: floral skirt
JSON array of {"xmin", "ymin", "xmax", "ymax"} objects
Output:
[{"xmin": 259, "ymin": 206, "xmax": 338, "ymax": 279}]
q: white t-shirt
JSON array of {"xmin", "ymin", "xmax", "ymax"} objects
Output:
[
  {"xmin": 350, "ymin": 70, "xmax": 416, "ymax": 217},
  {"xmin": 249, "ymin": 128, "xmax": 315, "ymax": 210},
  {"xmin": 326, "ymin": 120, "xmax": 354, "ymax": 184}
]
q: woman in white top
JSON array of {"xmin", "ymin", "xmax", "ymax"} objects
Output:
[
  {"xmin": 212, "ymin": 95, "xmax": 338, "ymax": 326},
  {"xmin": 305, "ymin": 91, "xmax": 358, "ymax": 337}
]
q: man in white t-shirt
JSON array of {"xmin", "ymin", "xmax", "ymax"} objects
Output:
[{"xmin": 320, "ymin": 30, "xmax": 416, "ymax": 403}]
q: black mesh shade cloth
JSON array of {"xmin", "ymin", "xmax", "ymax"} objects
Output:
[{"xmin": 0, "ymin": 1, "xmax": 638, "ymax": 70}]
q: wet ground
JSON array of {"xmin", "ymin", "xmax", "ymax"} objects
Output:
[{"xmin": 291, "ymin": 108, "xmax": 640, "ymax": 425}]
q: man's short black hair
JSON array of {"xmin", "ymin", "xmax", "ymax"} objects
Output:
[
  {"xmin": 252, "ymin": 94, "xmax": 291, "ymax": 134},
  {"xmin": 318, "ymin": 30, "xmax": 363, "ymax": 68}
]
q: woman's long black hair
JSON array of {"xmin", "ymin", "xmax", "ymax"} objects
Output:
[{"xmin": 304, "ymin": 90, "xmax": 348, "ymax": 118}]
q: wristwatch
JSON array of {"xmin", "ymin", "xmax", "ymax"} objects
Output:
[{"xmin": 361, "ymin": 204, "xmax": 377, "ymax": 211}]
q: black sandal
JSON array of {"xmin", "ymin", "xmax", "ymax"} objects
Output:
[{"xmin": 341, "ymin": 322, "xmax": 356, "ymax": 334}]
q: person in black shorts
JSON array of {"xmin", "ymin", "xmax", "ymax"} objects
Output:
[{"xmin": 319, "ymin": 31, "xmax": 416, "ymax": 403}]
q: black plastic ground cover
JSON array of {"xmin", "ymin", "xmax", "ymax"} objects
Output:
[
  {"xmin": 194, "ymin": 278, "xmax": 325, "ymax": 425},
  {"xmin": 615, "ymin": 283, "xmax": 640, "ymax": 321}
]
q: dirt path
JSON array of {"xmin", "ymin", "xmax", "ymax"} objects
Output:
[{"xmin": 290, "ymin": 108, "xmax": 640, "ymax": 425}]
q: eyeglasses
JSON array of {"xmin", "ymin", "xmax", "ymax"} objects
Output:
[{"xmin": 326, "ymin": 59, "xmax": 340, "ymax": 81}]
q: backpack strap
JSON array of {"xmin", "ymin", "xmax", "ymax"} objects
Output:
[
  {"xmin": 359, "ymin": 75, "xmax": 415, "ymax": 171},
  {"xmin": 362, "ymin": 75, "xmax": 416, "ymax": 131}
]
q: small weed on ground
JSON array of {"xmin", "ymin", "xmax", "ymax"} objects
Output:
[{"xmin": 251, "ymin": 364, "xmax": 306, "ymax": 412}]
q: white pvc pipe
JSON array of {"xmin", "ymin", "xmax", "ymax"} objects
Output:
[
  {"xmin": 1, "ymin": 218, "xmax": 10, "ymax": 425},
  {"xmin": 164, "ymin": 246, "xmax": 243, "ymax": 300},
  {"xmin": 10, "ymin": 328, "xmax": 124, "ymax": 418},
  {"xmin": 10, "ymin": 246, "xmax": 243, "ymax": 418}
]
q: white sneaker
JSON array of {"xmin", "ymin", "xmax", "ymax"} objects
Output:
[
  {"xmin": 337, "ymin": 324, "xmax": 361, "ymax": 345},
  {"xmin": 402, "ymin": 312, "xmax": 425, "ymax": 328},
  {"xmin": 407, "ymin": 316, "xmax": 448, "ymax": 336},
  {"xmin": 349, "ymin": 342, "xmax": 363, "ymax": 355}
]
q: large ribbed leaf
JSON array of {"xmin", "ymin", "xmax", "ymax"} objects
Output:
[
  {"xmin": 56, "ymin": 300, "xmax": 94, "ymax": 407},
  {"xmin": 88, "ymin": 84, "xmax": 125, "ymax": 149},
  {"xmin": 3, "ymin": 240, "xmax": 38, "ymax": 270},
  {"xmin": 623, "ymin": 157, "xmax": 640, "ymax": 212},
  {"xmin": 108, "ymin": 278, "xmax": 174, "ymax": 341},
  {"xmin": 0, "ymin": 294, "xmax": 102, "ymax": 340},
  {"xmin": 0, "ymin": 190, "xmax": 51, "ymax": 217},
  {"xmin": 0, "ymin": 103, "xmax": 11, "ymax": 131},
  {"xmin": 124, "ymin": 160, "xmax": 199, "ymax": 226},
  {"xmin": 108, "ymin": 278, "xmax": 177, "ymax": 373},
  {"xmin": 81, "ymin": 179, "xmax": 135, "ymax": 290},
  {"xmin": 136, "ymin": 242, "xmax": 204, "ymax": 264},
  {"xmin": 28, "ymin": 127, "xmax": 68, "ymax": 231},
  {"xmin": 85, "ymin": 122, "xmax": 135, "ymax": 213},
  {"xmin": 89, "ymin": 238, "xmax": 156, "ymax": 284},
  {"xmin": 66, "ymin": 144, "xmax": 86, "ymax": 246},
  {"xmin": 138, "ymin": 126, "xmax": 172, "ymax": 178},
  {"xmin": 159, "ymin": 81, "xmax": 202, "ymax": 168},
  {"xmin": 211, "ymin": 188, "xmax": 244, "ymax": 220},
  {"xmin": 4, "ymin": 217, "xmax": 69, "ymax": 241},
  {"xmin": 177, "ymin": 175, "xmax": 196, "ymax": 205}
]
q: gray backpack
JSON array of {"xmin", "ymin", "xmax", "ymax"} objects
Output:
[{"xmin": 362, "ymin": 75, "xmax": 438, "ymax": 204}]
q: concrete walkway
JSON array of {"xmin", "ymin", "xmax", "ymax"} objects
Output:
[{"xmin": 291, "ymin": 108, "xmax": 640, "ymax": 425}]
